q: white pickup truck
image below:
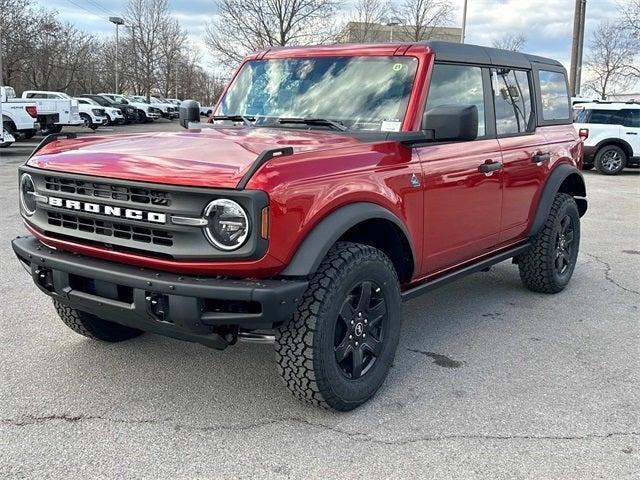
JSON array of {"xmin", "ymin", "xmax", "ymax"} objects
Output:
[
  {"xmin": 1, "ymin": 86, "xmax": 41, "ymax": 144},
  {"xmin": 21, "ymin": 90, "xmax": 83, "ymax": 134}
]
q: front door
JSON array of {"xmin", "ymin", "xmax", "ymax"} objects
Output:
[{"xmin": 417, "ymin": 63, "xmax": 503, "ymax": 275}]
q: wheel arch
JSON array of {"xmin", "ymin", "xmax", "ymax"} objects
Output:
[
  {"xmin": 594, "ymin": 138, "xmax": 633, "ymax": 158},
  {"xmin": 529, "ymin": 164, "xmax": 587, "ymax": 237},
  {"xmin": 280, "ymin": 202, "xmax": 416, "ymax": 283}
]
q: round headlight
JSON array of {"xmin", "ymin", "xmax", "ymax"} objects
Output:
[
  {"xmin": 203, "ymin": 199, "xmax": 250, "ymax": 250},
  {"xmin": 20, "ymin": 173, "xmax": 37, "ymax": 216}
]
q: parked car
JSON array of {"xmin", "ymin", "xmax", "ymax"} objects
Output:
[
  {"xmin": 1, "ymin": 86, "xmax": 41, "ymax": 141},
  {"xmin": 73, "ymin": 98, "xmax": 107, "ymax": 130},
  {"xmin": 127, "ymin": 95, "xmax": 177, "ymax": 120},
  {"xmin": 199, "ymin": 103, "xmax": 214, "ymax": 117},
  {"xmin": 80, "ymin": 94, "xmax": 138, "ymax": 124},
  {"xmin": 77, "ymin": 96, "xmax": 125, "ymax": 125},
  {"xmin": 573, "ymin": 102, "xmax": 640, "ymax": 174},
  {"xmin": 0, "ymin": 100, "xmax": 16, "ymax": 148},
  {"xmin": 12, "ymin": 42, "xmax": 587, "ymax": 411},
  {"xmin": 21, "ymin": 90, "xmax": 82, "ymax": 134},
  {"xmin": 98, "ymin": 93, "xmax": 161, "ymax": 123}
]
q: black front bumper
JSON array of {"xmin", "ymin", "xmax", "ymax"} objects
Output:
[{"xmin": 12, "ymin": 236, "xmax": 307, "ymax": 349}]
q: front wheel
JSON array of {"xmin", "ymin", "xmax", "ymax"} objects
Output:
[
  {"xmin": 517, "ymin": 193, "xmax": 580, "ymax": 293},
  {"xmin": 1, "ymin": 123, "xmax": 15, "ymax": 148},
  {"xmin": 136, "ymin": 110, "xmax": 146, "ymax": 123},
  {"xmin": 54, "ymin": 300, "xmax": 144, "ymax": 342},
  {"xmin": 276, "ymin": 242, "xmax": 401, "ymax": 411}
]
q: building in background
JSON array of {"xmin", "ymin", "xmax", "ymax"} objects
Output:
[{"xmin": 339, "ymin": 22, "xmax": 462, "ymax": 44}]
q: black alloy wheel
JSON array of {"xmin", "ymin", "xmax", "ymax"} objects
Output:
[{"xmin": 334, "ymin": 280, "xmax": 387, "ymax": 380}]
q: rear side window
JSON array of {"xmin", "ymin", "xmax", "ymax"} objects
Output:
[
  {"xmin": 622, "ymin": 109, "xmax": 640, "ymax": 128},
  {"xmin": 491, "ymin": 68, "xmax": 533, "ymax": 135},
  {"xmin": 538, "ymin": 70, "xmax": 570, "ymax": 121},
  {"xmin": 426, "ymin": 64, "xmax": 486, "ymax": 137}
]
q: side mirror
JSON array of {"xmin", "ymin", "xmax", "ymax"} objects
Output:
[
  {"xmin": 422, "ymin": 105, "xmax": 478, "ymax": 141},
  {"xmin": 179, "ymin": 100, "xmax": 201, "ymax": 129}
]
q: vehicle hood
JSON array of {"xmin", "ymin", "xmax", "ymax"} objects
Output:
[{"xmin": 27, "ymin": 127, "xmax": 363, "ymax": 188}]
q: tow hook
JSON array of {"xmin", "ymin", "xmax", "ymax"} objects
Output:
[
  {"xmin": 34, "ymin": 267, "xmax": 54, "ymax": 292},
  {"xmin": 145, "ymin": 293, "xmax": 170, "ymax": 323}
]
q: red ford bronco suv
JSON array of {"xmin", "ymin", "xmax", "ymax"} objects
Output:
[{"xmin": 13, "ymin": 42, "xmax": 587, "ymax": 410}]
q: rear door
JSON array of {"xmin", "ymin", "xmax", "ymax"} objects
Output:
[
  {"xmin": 416, "ymin": 63, "xmax": 504, "ymax": 275},
  {"xmin": 621, "ymin": 109, "xmax": 640, "ymax": 155},
  {"xmin": 490, "ymin": 67, "xmax": 549, "ymax": 242}
]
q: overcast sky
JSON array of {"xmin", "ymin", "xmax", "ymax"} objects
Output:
[{"xmin": 35, "ymin": 0, "xmax": 623, "ymax": 71}]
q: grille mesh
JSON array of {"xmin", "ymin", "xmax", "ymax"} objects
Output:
[
  {"xmin": 44, "ymin": 176, "xmax": 171, "ymax": 206},
  {"xmin": 47, "ymin": 212, "xmax": 173, "ymax": 247}
]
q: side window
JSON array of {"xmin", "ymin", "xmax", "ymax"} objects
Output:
[
  {"xmin": 426, "ymin": 64, "xmax": 486, "ymax": 137},
  {"xmin": 538, "ymin": 70, "xmax": 570, "ymax": 121},
  {"xmin": 587, "ymin": 110, "xmax": 616, "ymax": 124},
  {"xmin": 491, "ymin": 68, "xmax": 533, "ymax": 135},
  {"xmin": 621, "ymin": 109, "xmax": 640, "ymax": 128}
]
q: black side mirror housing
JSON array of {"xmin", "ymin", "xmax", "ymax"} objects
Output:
[
  {"xmin": 422, "ymin": 105, "xmax": 478, "ymax": 141},
  {"xmin": 179, "ymin": 100, "xmax": 201, "ymax": 129}
]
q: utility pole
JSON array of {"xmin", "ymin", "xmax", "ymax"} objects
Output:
[
  {"xmin": 569, "ymin": 0, "xmax": 587, "ymax": 96},
  {"xmin": 461, "ymin": 0, "xmax": 468, "ymax": 43},
  {"xmin": 109, "ymin": 17, "xmax": 125, "ymax": 94},
  {"xmin": 0, "ymin": 25, "xmax": 4, "ymax": 85}
]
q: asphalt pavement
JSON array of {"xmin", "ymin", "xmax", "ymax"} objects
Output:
[{"xmin": 1, "ymin": 122, "xmax": 638, "ymax": 479}]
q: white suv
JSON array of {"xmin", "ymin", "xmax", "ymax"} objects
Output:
[{"xmin": 574, "ymin": 102, "xmax": 640, "ymax": 175}]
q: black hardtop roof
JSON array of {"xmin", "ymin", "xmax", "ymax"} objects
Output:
[{"xmin": 422, "ymin": 41, "xmax": 564, "ymax": 69}]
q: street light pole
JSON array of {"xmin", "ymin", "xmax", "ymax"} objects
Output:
[
  {"xmin": 461, "ymin": 0, "xmax": 468, "ymax": 43},
  {"xmin": 109, "ymin": 17, "xmax": 125, "ymax": 94}
]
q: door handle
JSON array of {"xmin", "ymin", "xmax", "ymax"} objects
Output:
[
  {"xmin": 625, "ymin": 132, "xmax": 638, "ymax": 135},
  {"xmin": 478, "ymin": 160, "xmax": 502, "ymax": 173},
  {"xmin": 532, "ymin": 152, "xmax": 551, "ymax": 163}
]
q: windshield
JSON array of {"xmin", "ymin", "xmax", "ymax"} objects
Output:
[
  {"xmin": 218, "ymin": 56, "xmax": 419, "ymax": 131},
  {"xmin": 131, "ymin": 96, "xmax": 149, "ymax": 104},
  {"xmin": 93, "ymin": 96, "xmax": 111, "ymax": 106},
  {"xmin": 78, "ymin": 98, "xmax": 98, "ymax": 105}
]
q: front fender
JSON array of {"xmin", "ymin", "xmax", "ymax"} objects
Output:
[{"xmin": 280, "ymin": 202, "xmax": 416, "ymax": 277}]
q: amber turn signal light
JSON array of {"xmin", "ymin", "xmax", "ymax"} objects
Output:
[{"xmin": 261, "ymin": 207, "xmax": 269, "ymax": 239}]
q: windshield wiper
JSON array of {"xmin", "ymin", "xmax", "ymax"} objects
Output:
[
  {"xmin": 278, "ymin": 117, "xmax": 347, "ymax": 131},
  {"xmin": 212, "ymin": 115, "xmax": 255, "ymax": 126}
]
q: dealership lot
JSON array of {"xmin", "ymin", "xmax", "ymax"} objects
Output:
[{"xmin": 1, "ymin": 123, "xmax": 638, "ymax": 478}]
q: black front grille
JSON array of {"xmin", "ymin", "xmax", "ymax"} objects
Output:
[
  {"xmin": 47, "ymin": 211, "xmax": 173, "ymax": 247},
  {"xmin": 44, "ymin": 176, "xmax": 171, "ymax": 206}
]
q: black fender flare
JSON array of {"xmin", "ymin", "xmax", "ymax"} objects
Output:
[
  {"xmin": 280, "ymin": 202, "xmax": 416, "ymax": 277},
  {"xmin": 529, "ymin": 164, "xmax": 587, "ymax": 237}
]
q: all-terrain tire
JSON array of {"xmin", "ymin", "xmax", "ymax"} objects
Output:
[
  {"xmin": 53, "ymin": 300, "xmax": 144, "ymax": 342},
  {"xmin": 275, "ymin": 242, "xmax": 401, "ymax": 411},
  {"xmin": 518, "ymin": 193, "xmax": 580, "ymax": 293},
  {"xmin": 595, "ymin": 145, "xmax": 627, "ymax": 175}
]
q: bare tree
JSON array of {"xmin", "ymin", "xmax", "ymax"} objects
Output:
[
  {"xmin": 157, "ymin": 18, "xmax": 187, "ymax": 97},
  {"xmin": 125, "ymin": 0, "xmax": 171, "ymax": 100},
  {"xmin": 491, "ymin": 33, "xmax": 527, "ymax": 52},
  {"xmin": 338, "ymin": 0, "xmax": 388, "ymax": 43},
  {"xmin": 620, "ymin": 0, "xmax": 640, "ymax": 36},
  {"xmin": 583, "ymin": 21, "xmax": 637, "ymax": 100},
  {"xmin": 394, "ymin": 0, "xmax": 453, "ymax": 41},
  {"xmin": 205, "ymin": 0, "xmax": 339, "ymax": 69}
]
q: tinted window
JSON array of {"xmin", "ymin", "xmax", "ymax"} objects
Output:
[
  {"xmin": 622, "ymin": 109, "xmax": 640, "ymax": 128},
  {"xmin": 538, "ymin": 70, "xmax": 570, "ymax": 121},
  {"xmin": 575, "ymin": 109, "xmax": 627, "ymax": 125},
  {"xmin": 492, "ymin": 68, "xmax": 533, "ymax": 135},
  {"xmin": 426, "ymin": 64, "xmax": 485, "ymax": 136}
]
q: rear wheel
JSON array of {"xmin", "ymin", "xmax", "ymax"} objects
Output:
[
  {"xmin": 595, "ymin": 145, "xmax": 627, "ymax": 175},
  {"xmin": 517, "ymin": 193, "xmax": 580, "ymax": 293},
  {"xmin": 54, "ymin": 300, "xmax": 144, "ymax": 342},
  {"xmin": 136, "ymin": 110, "xmax": 146, "ymax": 123},
  {"xmin": 276, "ymin": 242, "xmax": 401, "ymax": 411}
]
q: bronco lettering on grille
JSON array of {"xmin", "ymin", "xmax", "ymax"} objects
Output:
[{"xmin": 48, "ymin": 196, "xmax": 166, "ymax": 223}]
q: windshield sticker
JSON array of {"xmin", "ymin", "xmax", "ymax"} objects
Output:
[
  {"xmin": 381, "ymin": 120, "xmax": 402, "ymax": 132},
  {"xmin": 393, "ymin": 63, "xmax": 404, "ymax": 72}
]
